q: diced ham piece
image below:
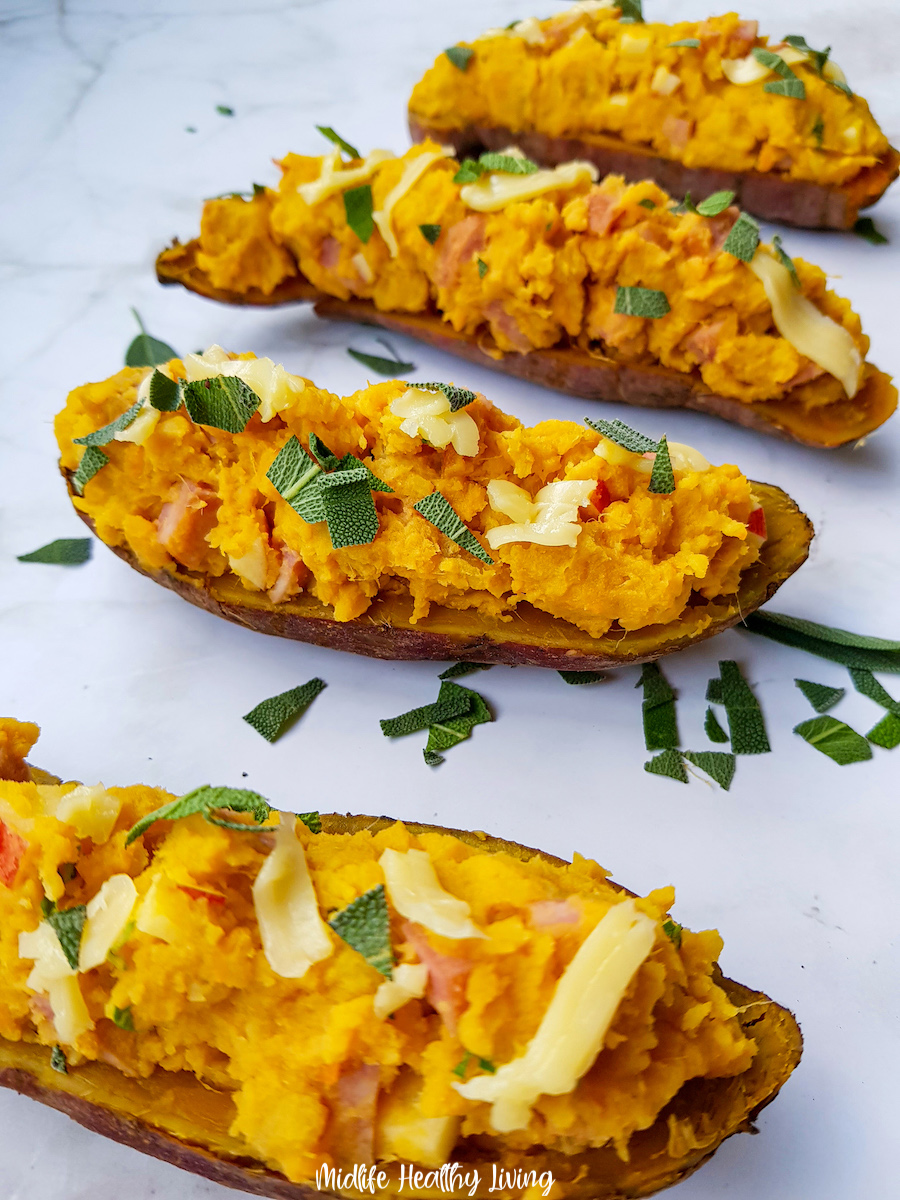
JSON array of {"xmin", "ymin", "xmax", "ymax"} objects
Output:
[
  {"xmin": 787, "ymin": 360, "xmax": 826, "ymax": 389},
  {"xmin": 747, "ymin": 507, "xmax": 767, "ymax": 540},
  {"xmin": 319, "ymin": 236, "xmax": 342, "ymax": 271},
  {"xmin": 0, "ymin": 821, "xmax": 26, "ymax": 887},
  {"xmin": 639, "ymin": 223, "xmax": 670, "ymax": 250},
  {"xmin": 267, "ymin": 547, "xmax": 308, "ymax": 604},
  {"xmin": 587, "ymin": 189, "xmax": 621, "ymax": 237},
  {"xmin": 483, "ymin": 300, "xmax": 533, "ymax": 354},
  {"xmin": 29, "ymin": 994, "xmax": 54, "ymax": 1024},
  {"xmin": 662, "ymin": 116, "xmax": 694, "ymax": 152},
  {"xmin": 579, "ymin": 481, "xmax": 612, "ymax": 522},
  {"xmin": 683, "ymin": 319, "xmax": 727, "ymax": 364},
  {"xmin": 707, "ymin": 207, "xmax": 740, "ymax": 253},
  {"xmin": 402, "ymin": 921, "xmax": 471, "ymax": 1036},
  {"xmin": 157, "ymin": 480, "xmax": 221, "ymax": 571},
  {"xmin": 529, "ymin": 899, "xmax": 581, "ymax": 929},
  {"xmin": 729, "ymin": 19, "xmax": 759, "ymax": 57},
  {"xmin": 434, "ymin": 215, "xmax": 486, "ymax": 290},
  {"xmin": 178, "ymin": 885, "xmax": 226, "ymax": 906},
  {"xmin": 329, "ymin": 1063, "xmax": 380, "ymax": 1166}
]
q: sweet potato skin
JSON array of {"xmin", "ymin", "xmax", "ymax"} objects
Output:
[
  {"xmin": 0, "ymin": 801, "xmax": 802, "ymax": 1200},
  {"xmin": 64, "ymin": 472, "xmax": 812, "ymax": 671},
  {"xmin": 155, "ymin": 241, "xmax": 898, "ymax": 449},
  {"xmin": 408, "ymin": 115, "xmax": 900, "ymax": 232}
]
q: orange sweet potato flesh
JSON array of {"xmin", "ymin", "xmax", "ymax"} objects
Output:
[
  {"xmin": 156, "ymin": 239, "xmax": 897, "ymax": 449},
  {"xmin": 0, "ymin": 784, "xmax": 802, "ymax": 1200},
  {"xmin": 408, "ymin": 115, "xmax": 900, "ymax": 232},
  {"xmin": 65, "ymin": 473, "xmax": 812, "ymax": 670}
]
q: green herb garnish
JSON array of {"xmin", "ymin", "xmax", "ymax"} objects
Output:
[
  {"xmin": 344, "ymin": 184, "xmax": 374, "ymax": 242},
  {"xmin": 783, "ymin": 34, "xmax": 831, "ymax": 75},
  {"xmin": 380, "ymin": 680, "xmax": 473, "ymax": 738},
  {"xmin": 424, "ymin": 749, "xmax": 445, "ymax": 767},
  {"xmin": 149, "ymin": 369, "xmax": 181, "ymax": 411},
  {"xmin": 319, "ymin": 467, "xmax": 379, "ymax": 548},
  {"xmin": 419, "ymin": 223, "xmax": 442, "ymax": 244},
  {"xmin": 848, "ymin": 668, "xmax": 900, "ymax": 715},
  {"xmin": 795, "ymin": 679, "xmax": 845, "ymax": 713},
  {"xmin": 182, "ymin": 375, "xmax": 260, "ymax": 433},
  {"xmin": 867, "ymin": 713, "xmax": 900, "ymax": 749},
  {"xmin": 704, "ymin": 707, "xmax": 729, "ymax": 743},
  {"xmin": 51, "ymin": 1046, "xmax": 68, "ymax": 1073},
  {"xmin": 558, "ymin": 671, "xmax": 606, "ymax": 684},
  {"xmin": 614, "ymin": 286, "xmax": 670, "ymax": 319},
  {"xmin": 477, "ymin": 257, "xmax": 488, "ymax": 278},
  {"xmin": 667, "ymin": 37, "xmax": 700, "ymax": 48},
  {"xmin": 348, "ymin": 342, "xmax": 416, "ymax": 376},
  {"xmin": 638, "ymin": 198, "xmax": 656, "ymax": 209},
  {"xmin": 112, "ymin": 1006, "xmax": 135, "ymax": 1031},
  {"xmin": 406, "ymin": 381, "xmax": 477, "ymax": 412},
  {"xmin": 772, "ymin": 235, "xmax": 800, "ymax": 286},
  {"xmin": 414, "ymin": 492, "xmax": 493, "ymax": 563},
  {"xmin": 125, "ymin": 786, "xmax": 273, "ymax": 845},
  {"xmin": 752, "ymin": 48, "xmax": 806, "ymax": 99},
  {"xmin": 267, "ymin": 436, "xmax": 323, "ymax": 519},
  {"xmin": 676, "ymin": 190, "xmax": 734, "ymax": 216},
  {"xmin": 584, "ymin": 416, "xmax": 658, "ymax": 455},
  {"xmin": 439, "ymin": 662, "xmax": 493, "ymax": 680},
  {"xmin": 43, "ymin": 902, "xmax": 87, "ymax": 970},
  {"xmin": 648, "ymin": 435, "xmax": 674, "ymax": 494},
  {"xmin": 453, "ymin": 1052, "xmax": 496, "ymax": 1077},
  {"xmin": 812, "ymin": 114, "xmax": 825, "ymax": 146},
  {"xmin": 445, "ymin": 45, "xmax": 474, "ymax": 71},
  {"xmin": 216, "ymin": 104, "xmax": 234, "ymax": 116},
  {"xmin": 638, "ymin": 662, "xmax": 679, "ymax": 751},
  {"xmin": 683, "ymin": 750, "xmax": 737, "ymax": 790},
  {"xmin": 316, "ymin": 125, "xmax": 360, "ymax": 159},
  {"xmin": 73, "ymin": 399, "xmax": 143, "ymax": 447},
  {"xmin": 125, "ymin": 309, "xmax": 177, "ymax": 368},
  {"xmin": 243, "ymin": 679, "xmax": 327, "ymax": 742},
  {"xmin": 717, "ymin": 661, "xmax": 770, "ymax": 754},
  {"xmin": 794, "ymin": 716, "xmax": 872, "ymax": 765},
  {"xmin": 722, "ymin": 211, "xmax": 761, "ymax": 261},
  {"xmin": 662, "ymin": 918, "xmax": 683, "ymax": 948},
  {"xmin": 644, "ymin": 749, "xmax": 687, "ymax": 783},
  {"xmin": 618, "ymin": 0, "xmax": 643, "ymax": 23},
  {"xmin": 72, "ymin": 446, "xmax": 108, "ymax": 495},
  {"xmin": 18, "ymin": 538, "xmax": 92, "ymax": 566},
  {"xmin": 297, "ymin": 811, "xmax": 322, "ymax": 833},
  {"xmin": 854, "ymin": 217, "xmax": 888, "ymax": 246},
  {"xmin": 453, "ymin": 158, "xmax": 484, "ymax": 184},
  {"xmin": 743, "ymin": 611, "xmax": 900, "ymax": 673},
  {"xmin": 425, "ymin": 687, "xmax": 492, "ymax": 762},
  {"xmin": 329, "ymin": 883, "xmax": 393, "ymax": 977},
  {"xmin": 706, "ymin": 677, "xmax": 724, "ymax": 704},
  {"xmin": 477, "ymin": 152, "xmax": 538, "ymax": 175}
]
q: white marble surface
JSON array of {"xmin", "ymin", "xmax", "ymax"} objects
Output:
[{"xmin": 2, "ymin": 1, "xmax": 900, "ymax": 1196}]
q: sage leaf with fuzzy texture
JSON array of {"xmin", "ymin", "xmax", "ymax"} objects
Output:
[
  {"xmin": 125, "ymin": 309, "xmax": 177, "ymax": 368},
  {"xmin": 414, "ymin": 491, "xmax": 493, "ymax": 563},
  {"xmin": 329, "ymin": 884, "xmax": 393, "ymax": 977},
  {"xmin": 243, "ymin": 679, "xmax": 327, "ymax": 742},
  {"xmin": 18, "ymin": 539, "xmax": 92, "ymax": 566},
  {"xmin": 794, "ymin": 716, "xmax": 872, "ymax": 764}
]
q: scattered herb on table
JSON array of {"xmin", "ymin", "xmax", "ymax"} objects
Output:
[
  {"xmin": 17, "ymin": 539, "xmax": 92, "ymax": 565},
  {"xmin": 243, "ymin": 679, "xmax": 327, "ymax": 742}
]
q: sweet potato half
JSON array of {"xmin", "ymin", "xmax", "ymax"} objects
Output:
[
  {"xmin": 1, "ymin": 740, "xmax": 802, "ymax": 1200},
  {"xmin": 65, "ymin": 472, "xmax": 812, "ymax": 671},
  {"xmin": 156, "ymin": 239, "xmax": 897, "ymax": 449},
  {"xmin": 408, "ymin": 116, "xmax": 900, "ymax": 233}
]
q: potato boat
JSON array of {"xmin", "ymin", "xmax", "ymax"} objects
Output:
[
  {"xmin": 56, "ymin": 351, "xmax": 812, "ymax": 670},
  {"xmin": 408, "ymin": 4, "xmax": 899, "ymax": 230},
  {"xmin": 155, "ymin": 141, "xmax": 897, "ymax": 447},
  {"xmin": 0, "ymin": 719, "xmax": 802, "ymax": 1198}
]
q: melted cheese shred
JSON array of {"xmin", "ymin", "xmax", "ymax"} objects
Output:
[
  {"xmin": 748, "ymin": 248, "xmax": 862, "ymax": 398},
  {"xmin": 486, "ymin": 479, "xmax": 595, "ymax": 548},
  {"xmin": 454, "ymin": 898, "xmax": 655, "ymax": 1131},
  {"xmin": 252, "ymin": 816, "xmax": 333, "ymax": 978},
  {"xmin": 297, "ymin": 148, "xmax": 395, "ymax": 207},
  {"xmin": 461, "ymin": 160, "xmax": 599, "ymax": 211},
  {"xmin": 79, "ymin": 874, "xmax": 138, "ymax": 972},
  {"xmin": 373, "ymin": 148, "xmax": 448, "ymax": 257},
  {"xmin": 380, "ymin": 847, "xmax": 485, "ymax": 940}
]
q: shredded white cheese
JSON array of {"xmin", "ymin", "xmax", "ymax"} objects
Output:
[
  {"xmin": 373, "ymin": 149, "xmax": 447, "ymax": 259},
  {"xmin": 373, "ymin": 962, "xmax": 429, "ymax": 1019},
  {"xmin": 183, "ymin": 345, "xmax": 306, "ymax": 422},
  {"xmin": 297, "ymin": 148, "xmax": 395, "ymax": 208},
  {"xmin": 460, "ymin": 160, "xmax": 599, "ymax": 212},
  {"xmin": 135, "ymin": 875, "xmax": 180, "ymax": 944},
  {"xmin": 454, "ymin": 899, "xmax": 656, "ymax": 1131},
  {"xmin": 114, "ymin": 371, "xmax": 162, "ymax": 445},
  {"xmin": 79, "ymin": 874, "xmax": 138, "ymax": 972},
  {"xmin": 253, "ymin": 816, "xmax": 333, "ymax": 978},
  {"xmin": 390, "ymin": 388, "xmax": 480, "ymax": 456},
  {"xmin": 748, "ymin": 248, "xmax": 862, "ymax": 398},
  {"xmin": 486, "ymin": 479, "xmax": 595, "ymax": 549},
  {"xmin": 38, "ymin": 783, "xmax": 122, "ymax": 845},
  {"xmin": 666, "ymin": 442, "xmax": 711, "ymax": 473},
  {"xmin": 651, "ymin": 66, "xmax": 681, "ymax": 96},
  {"xmin": 379, "ymin": 847, "xmax": 485, "ymax": 941},
  {"xmin": 228, "ymin": 538, "xmax": 269, "ymax": 591},
  {"xmin": 620, "ymin": 31, "xmax": 650, "ymax": 55},
  {"xmin": 18, "ymin": 922, "xmax": 94, "ymax": 1045}
]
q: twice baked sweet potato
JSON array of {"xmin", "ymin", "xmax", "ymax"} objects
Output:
[
  {"xmin": 155, "ymin": 142, "xmax": 897, "ymax": 447},
  {"xmin": 0, "ymin": 720, "xmax": 802, "ymax": 1198},
  {"xmin": 56, "ymin": 353, "xmax": 812, "ymax": 670},
  {"xmin": 408, "ymin": 8, "xmax": 899, "ymax": 230}
]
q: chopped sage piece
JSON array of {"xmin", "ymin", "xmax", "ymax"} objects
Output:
[
  {"xmin": 297, "ymin": 811, "xmax": 321, "ymax": 833},
  {"xmin": 772, "ymin": 235, "xmax": 800, "ymax": 286},
  {"xmin": 453, "ymin": 159, "xmax": 483, "ymax": 184},
  {"xmin": 812, "ymin": 114, "xmax": 825, "ymax": 146},
  {"xmin": 638, "ymin": 198, "xmax": 656, "ymax": 209},
  {"xmin": 638, "ymin": 662, "xmax": 679, "ymax": 751},
  {"xmin": 45, "ymin": 903, "xmax": 87, "ymax": 971},
  {"xmin": 380, "ymin": 680, "xmax": 472, "ymax": 738},
  {"xmin": 668, "ymin": 37, "xmax": 701, "ymax": 48},
  {"xmin": 216, "ymin": 104, "xmax": 234, "ymax": 116},
  {"xmin": 696, "ymin": 189, "xmax": 735, "ymax": 216},
  {"xmin": 618, "ymin": 0, "xmax": 643, "ymax": 23},
  {"xmin": 348, "ymin": 345, "xmax": 416, "ymax": 376},
  {"xmin": 267, "ymin": 436, "xmax": 322, "ymax": 516},
  {"xmin": 477, "ymin": 257, "xmax": 488, "ymax": 278},
  {"xmin": 425, "ymin": 688, "xmax": 492, "ymax": 758},
  {"xmin": 683, "ymin": 750, "xmax": 736, "ymax": 791},
  {"xmin": 344, "ymin": 184, "xmax": 374, "ymax": 242},
  {"xmin": 718, "ymin": 661, "xmax": 770, "ymax": 754},
  {"xmin": 445, "ymin": 45, "xmax": 474, "ymax": 71},
  {"xmin": 319, "ymin": 467, "xmax": 379, "ymax": 548},
  {"xmin": 584, "ymin": 416, "xmax": 658, "ymax": 455},
  {"xmin": 794, "ymin": 716, "xmax": 872, "ymax": 765},
  {"xmin": 644, "ymin": 749, "xmax": 687, "ymax": 783},
  {"xmin": 706, "ymin": 678, "xmax": 724, "ymax": 704},
  {"xmin": 149, "ymin": 369, "xmax": 181, "ymax": 411},
  {"xmin": 848, "ymin": 668, "xmax": 900, "ymax": 715},
  {"xmin": 795, "ymin": 679, "xmax": 845, "ymax": 713},
  {"xmin": 783, "ymin": 35, "xmax": 831, "ymax": 75},
  {"xmin": 73, "ymin": 399, "xmax": 143, "ymax": 446},
  {"xmin": 439, "ymin": 662, "xmax": 493, "ymax": 680},
  {"xmin": 704, "ymin": 707, "xmax": 729, "ymax": 743},
  {"xmin": 662, "ymin": 918, "xmax": 683, "ymax": 948},
  {"xmin": 407, "ymin": 381, "xmax": 476, "ymax": 411},
  {"xmin": 51, "ymin": 1046, "xmax": 68, "ymax": 1073},
  {"xmin": 126, "ymin": 786, "xmax": 273, "ymax": 845},
  {"xmin": 420, "ymin": 223, "xmax": 442, "ymax": 244},
  {"xmin": 424, "ymin": 748, "xmax": 445, "ymax": 767},
  {"xmin": 72, "ymin": 446, "xmax": 108, "ymax": 495},
  {"xmin": 742, "ymin": 611, "xmax": 900, "ymax": 673},
  {"xmin": 867, "ymin": 712, "xmax": 900, "ymax": 750},
  {"xmin": 243, "ymin": 679, "xmax": 327, "ymax": 742},
  {"xmin": 18, "ymin": 538, "xmax": 92, "ymax": 566},
  {"xmin": 558, "ymin": 671, "xmax": 606, "ymax": 684},
  {"xmin": 854, "ymin": 217, "xmax": 888, "ymax": 245},
  {"xmin": 113, "ymin": 1006, "xmax": 134, "ymax": 1031},
  {"xmin": 316, "ymin": 125, "xmax": 360, "ymax": 159},
  {"xmin": 125, "ymin": 309, "xmax": 177, "ymax": 368},
  {"xmin": 614, "ymin": 286, "xmax": 670, "ymax": 319},
  {"xmin": 329, "ymin": 883, "xmax": 393, "ymax": 977},
  {"xmin": 722, "ymin": 211, "xmax": 760, "ymax": 262},
  {"xmin": 182, "ymin": 375, "xmax": 260, "ymax": 433},
  {"xmin": 648, "ymin": 435, "xmax": 675, "ymax": 494},
  {"xmin": 477, "ymin": 151, "xmax": 538, "ymax": 175},
  {"xmin": 414, "ymin": 492, "xmax": 493, "ymax": 563},
  {"xmin": 752, "ymin": 48, "xmax": 806, "ymax": 99}
]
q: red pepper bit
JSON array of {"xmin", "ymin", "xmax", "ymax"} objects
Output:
[
  {"xmin": 747, "ymin": 507, "xmax": 767, "ymax": 540},
  {"xmin": 0, "ymin": 820, "xmax": 26, "ymax": 887}
]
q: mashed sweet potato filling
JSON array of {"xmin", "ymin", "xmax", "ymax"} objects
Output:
[
  {"xmin": 56, "ymin": 356, "xmax": 762, "ymax": 637},
  {"xmin": 409, "ymin": 9, "xmax": 890, "ymax": 188},
  {"xmin": 187, "ymin": 141, "xmax": 869, "ymax": 407},
  {"xmin": 0, "ymin": 719, "xmax": 755, "ymax": 1181}
]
